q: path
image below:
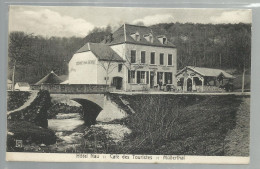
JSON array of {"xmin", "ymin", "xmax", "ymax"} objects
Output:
[{"xmin": 7, "ymin": 90, "xmax": 38, "ymax": 115}]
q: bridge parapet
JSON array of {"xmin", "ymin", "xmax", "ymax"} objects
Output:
[{"xmin": 31, "ymin": 84, "xmax": 115, "ymax": 94}]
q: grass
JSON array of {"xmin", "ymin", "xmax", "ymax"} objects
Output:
[
  {"xmin": 108, "ymin": 94, "xmax": 249, "ymax": 156},
  {"xmin": 224, "ymin": 98, "xmax": 250, "ymax": 156}
]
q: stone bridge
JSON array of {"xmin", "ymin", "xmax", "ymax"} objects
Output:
[{"xmin": 50, "ymin": 93, "xmax": 127, "ymax": 126}]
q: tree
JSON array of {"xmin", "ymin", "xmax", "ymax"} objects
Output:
[
  {"xmin": 98, "ymin": 53, "xmax": 123, "ymax": 86},
  {"xmin": 8, "ymin": 32, "xmax": 35, "ymax": 90}
]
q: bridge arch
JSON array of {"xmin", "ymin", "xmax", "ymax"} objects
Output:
[{"xmin": 71, "ymin": 98, "xmax": 103, "ymax": 126}]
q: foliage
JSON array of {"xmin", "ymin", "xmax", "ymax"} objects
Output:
[
  {"xmin": 7, "ymin": 91, "xmax": 31, "ymax": 111},
  {"xmin": 8, "ymin": 23, "xmax": 251, "ymax": 84},
  {"xmin": 150, "ymin": 23, "xmax": 251, "ymax": 71},
  {"xmin": 7, "ymin": 120, "xmax": 57, "ymax": 152},
  {"xmin": 8, "ymin": 90, "xmax": 52, "ymax": 128},
  {"xmin": 110, "ymin": 94, "xmax": 247, "ymax": 155}
]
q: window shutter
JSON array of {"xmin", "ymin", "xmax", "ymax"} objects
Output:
[
  {"xmin": 128, "ymin": 70, "xmax": 130, "ymax": 83},
  {"xmin": 137, "ymin": 71, "xmax": 141, "ymax": 84}
]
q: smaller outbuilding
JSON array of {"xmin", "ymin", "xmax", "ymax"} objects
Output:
[
  {"xmin": 7, "ymin": 79, "xmax": 13, "ymax": 90},
  {"xmin": 35, "ymin": 71, "xmax": 63, "ymax": 85},
  {"xmin": 14, "ymin": 82, "xmax": 30, "ymax": 91},
  {"xmin": 176, "ymin": 66, "xmax": 235, "ymax": 92}
]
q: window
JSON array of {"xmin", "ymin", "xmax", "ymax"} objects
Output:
[
  {"xmin": 163, "ymin": 37, "xmax": 167, "ymax": 44},
  {"xmin": 160, "ymin": 53, "xmax": 164, "ymax": 65},
  {"xmin": 141, "ymin": 71, "xmax": 146, "ymax": 83},
  {"xmin": 157, "ymin": 72, "xmax": 164, "ymax": 84},
  {"xmin": 165, "ymin": 72, "xmax": 172, "ymax": 84},
  {"xmin": 136, "ymin": 34, "xmax": 140, "ymax": 41},
  {"xmin": 128, "ymin": 70, "xmax": 135, "ymax": 83},
  {"xmin": 149, "ymin": 35, "xmax": 153, "ymax": 43},
  {"xmin": 131, "ymin": 32, "xmax": 140, "ymax": 41},
  {"xmin": 141, "ymin": 51, "xmax": 146, "ymax": 64},
  {"xmin": 118, "ymin": 64, "xmax": 123, "ymax": 72},
  {"xmin": 131, "ymin": 50, "xmax": 136, "ymax": 63},
  {"xmin": 150, "ymin": 52, "xmax": 155, "ymax": 64},
  {"xmin": 137, "ymin": 71, "xmax": 146, "ymax": 84},
  {"xmin": 144, "ymin": 33, "xmax": 154, "ymax": 43},
  {"xmin": 168, "ymin": 54, "xmax": 172, "ymax": 65}
]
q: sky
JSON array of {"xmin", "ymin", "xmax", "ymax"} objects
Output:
[{"xmin": 9, "ymin": 6, "xmax": 252, "ymax": 38}]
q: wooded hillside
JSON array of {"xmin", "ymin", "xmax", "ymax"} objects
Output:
[{"xmin": 8, "ymin": 23, "xmax": 251, "ymax": 84}]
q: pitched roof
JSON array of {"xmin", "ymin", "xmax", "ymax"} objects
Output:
[
  {"xmin": 35, "ymin": 71, "xmax": 63, "ymax": 85},
  {"xmin": 176, "ymin": 66, "xmax": 235, "ymax": 79},
  {"xmin": 58, "ymin": 75, "xmax": 68, "ymax": 82},
  {"xmin": 16, "ymin": 82, "xmax": 30, "ymax": 87},
  {"xmin": 102, "ymin": 24, "xmax": 176, "ymax": 48},
  {"xmin": 76, "ymin": 43, "xmax": 124, "ymax": 62}
]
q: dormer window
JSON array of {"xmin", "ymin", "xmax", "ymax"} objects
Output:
[
  {"xmin": 144, "ymin": 33, "xmax": 153, "ymax": 43},
  {"xmin": 157, "ymin": 36, "xmax": 167, "ymax": 44},
  {"xmin": 130, "ymin": 32, "xmax": 140, "ymax": 41}
]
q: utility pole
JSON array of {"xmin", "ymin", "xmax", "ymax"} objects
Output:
[{"xmin": 242, "ymin": 63, "xmax": 245, "ymax": 93}]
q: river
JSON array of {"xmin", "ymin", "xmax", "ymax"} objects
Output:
[{"xmin": 47, "ymin": 111, "xmax": 131, "ymax": 153}]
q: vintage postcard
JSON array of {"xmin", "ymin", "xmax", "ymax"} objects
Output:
[{"xmin": 6, "ymin": 6, "xmax": 251, "ymax": 164}]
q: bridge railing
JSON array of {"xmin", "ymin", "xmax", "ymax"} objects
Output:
[{"xmin": 31, "ymin": 84, "xmax": 114, "ymax": 94}]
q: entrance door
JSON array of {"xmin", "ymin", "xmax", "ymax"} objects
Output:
[
  {"xmin": 187, "ymin": 78, "xmax": 192, "ymax": 92},
  {"xmin": 150, "ymin": 72, "xmax": 154, "ymax": 88},
  {"xmin": 113, "ymin": 77, "xmax": 122, "ymax": 90}
]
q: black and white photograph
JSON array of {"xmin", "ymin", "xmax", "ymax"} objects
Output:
[{"xmin": 6, "ymin": 6, "xmax": 251, "ymax": 163}]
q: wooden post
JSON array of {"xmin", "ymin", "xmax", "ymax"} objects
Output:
[{"xmin": 12, "ymin": 60, "xmax": 16, "ymax": 91}]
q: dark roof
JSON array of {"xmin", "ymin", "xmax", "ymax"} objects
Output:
[
  {"xmin": 76, "ymin": 43, "xmax": 124, "ymax": 62},
  {"xmin": 102, "ymin": 24, "xmax": 176, "ymax": 48},
  {"xmin": 176, "ymin": 66, "xmax": 235, "ymax": 79},
  {"xmin": 58, "ymin": 75, "xmax": 68, "ymax": 82},
  {"xmin": 35, "ymin": 71, "xmax": 63, "ymax": 85}
]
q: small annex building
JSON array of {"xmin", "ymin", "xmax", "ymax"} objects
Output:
[
  {"xmin": 35, "ymin": 71, "xmax": 63, "ymax": 85},
  {"xmin": 7, "ymin": 79, "xmax": 13, "ymax": 90},
  {"xmin": 14, "ymin": 82, "xmax": 30, "ymax": 91},
  {"xmin": 176, "ymin": 66, "xmax": 235, "ymax": 92}
]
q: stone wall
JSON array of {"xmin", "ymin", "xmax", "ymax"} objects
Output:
[{"xmin": 32, "ymin": 84, "xmax": 111, "ymax": 94}]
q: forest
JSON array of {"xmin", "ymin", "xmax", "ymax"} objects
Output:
[{"xmin": 8, "ymin": 23, "xmax": 251, "ymax": 84}]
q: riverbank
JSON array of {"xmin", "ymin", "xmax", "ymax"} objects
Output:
[{"xmin": 107, "ymin": 94, "xmax": 250, "ymax": 156}]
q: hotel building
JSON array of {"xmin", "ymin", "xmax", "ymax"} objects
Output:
[{"xmin": 69, "ymin": 24, "xmax": 177, "ymax": 91}]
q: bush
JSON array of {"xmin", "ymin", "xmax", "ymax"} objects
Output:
[
  {"xmin": 7, "ymin": 91, "xmax": 31, "ymax": 111},
  {"xmin": 7, "ymin": 120, "xmax": 56, "ymax": 152}
]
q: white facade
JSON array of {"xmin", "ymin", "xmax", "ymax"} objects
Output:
[
  {"xmin": 111, "ymin": 43, "xmax": 177, "ymax": 91},
  {"xmin": 68, "ymin": 24, "xmax": 177, "ymax": 91},
  {"xmin": 14, "ymin": 83, "xmax": 30, "ymax": 91},
  {"xmin": 69, "ymin": 43, "xmax": 177, "ymax": 91},
  {"xmin": 69, "ymin": 51, "xmax": 98, "ymax": 84}
]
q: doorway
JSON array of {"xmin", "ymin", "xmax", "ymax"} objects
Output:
[
  {"xmin": 187, "ymin": 78, "xmax": 192, "ymax": 92},
  {"xmin": 112, "ymin": 77, "xmax": 123, "ymax": 90}
]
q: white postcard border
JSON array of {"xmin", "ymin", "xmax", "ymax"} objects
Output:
[{"xmin": 6, "ymin": 152, "xmax": 249, "ymax": 164}]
